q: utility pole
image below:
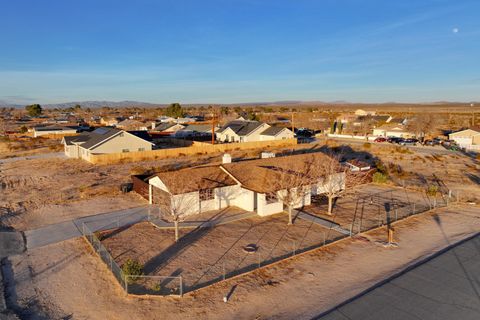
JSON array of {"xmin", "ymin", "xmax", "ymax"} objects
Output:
[
  {"xmin": 211, "ymin": 110, "xmax": 216, "ymax": 145},
  {"xmin": 291, "ymin": 112, "xmax": 295, "ymax": 133}
]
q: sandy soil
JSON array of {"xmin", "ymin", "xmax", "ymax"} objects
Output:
[
  {"xmin": 100, "ymin": 214, "xmax": 343, "ymax": 291},
  {"xmin": 8, "ymin": 204, "xmax": 479, "ymax": 319}
]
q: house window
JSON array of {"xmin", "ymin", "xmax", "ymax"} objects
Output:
[
  {"xmin": 138, "ymin": 148, "xmax": 145, "ymax": 151},
  {"xmin": 266, "ymin": 193, "xmax": 277, "ymax": 204},
  {"xmin": 122, "ymin": 149, "xmax": 129, "ymax": 153},
  {"xmin": 199, "ymin": 189, "xmax": 214, "ymax": 201}
]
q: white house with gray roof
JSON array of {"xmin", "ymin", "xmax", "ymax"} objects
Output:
[
  {"xmin": 216, "ymin": 120, "xmax": 293, "ymax": 143},
  {"xmin": 62, "ymin": 127, "xmax": 154, "ymax": 161}
]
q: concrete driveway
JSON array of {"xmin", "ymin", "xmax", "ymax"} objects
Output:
[{"xmin": 24, "ymin": 206, "xmax": 154, "ymax": 249}]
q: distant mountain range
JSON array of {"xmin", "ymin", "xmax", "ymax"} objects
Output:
[{"xmin": 0, "ymin": 99, "xmax": 477, "ymax": 109}]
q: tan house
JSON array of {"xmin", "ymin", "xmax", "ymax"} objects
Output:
[
  {"xmin": 449, "ymin": 127, "xmax": 480, "ymax": 151},
  {"xmin": 373, "ymin": 123, "xmax": 414, "ymax": 138},
  {"xmin": 62, "ymin": 127, "xmax": 154, "ymax": 162}
]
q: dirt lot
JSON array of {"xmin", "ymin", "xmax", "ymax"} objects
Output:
[
  {"xmin": 7, "ymin": 204, "xmax": 479, "ymax": 319},
  {"xmin": 100, "ymin": 214, "xmax": 344, "ymax": 292}
]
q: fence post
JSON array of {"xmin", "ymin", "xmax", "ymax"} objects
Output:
[{"xmin": 180, "ymin": 276, "xmax": 183, "ymax": 297}]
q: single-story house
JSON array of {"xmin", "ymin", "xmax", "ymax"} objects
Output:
[
  {"xmin": 354, "ymin": 109, "xmax": 376, "ymax": 116},
  {"xmin": 448, "ymin": 127, "xmax": 480, "ymax": 151},
  {"xmin": 373, "ymin": 124, "xmax": 414, "ymax": 138},
  {"xmin": 151, "ymin": 122, "xmax": 186, "ymax": 134},
  {"xmin": 216, "ymin": 120, "xmax": 270, "ymax": 142},
  {"xmin": 116, "ymin": 119, "xmax": 146, "ymax": 131},
  {"xmin": 259, "ymin": 126, "xmax": 295, "ymax": 141},
  {"xmin": 62, "ymin": 127, "xmax": 154, "ymax": 161},
  {"xmin": 32, "ymin": 126, "xmax": 78, "ymax": 137},
  {"xmin": 175, "ymin": 124, "xmax": 214, "ymax": 137},
  {"xmin": 145, "ymin": 152, "xmax": 345, "ymax": 217},
  {"xmin": 216, "ymin": 120, "xmax": 294, "ymax": 143}
]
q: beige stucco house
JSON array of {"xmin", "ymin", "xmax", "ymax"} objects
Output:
[
  {"xmin": 62, "ymin": 127, "xmax": 154, "ymax": 162},
  {"xmin": 449, "ymin": 127, "xmax": 480, "ymax": 151},
  {"xmin": 373, "ymin": 123, "xmax": 414, "ymax": 138}
]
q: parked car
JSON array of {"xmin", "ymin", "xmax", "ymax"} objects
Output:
[
  {"xmin": 387, "ymin": 137, "xmax": 403, "ymax": 144},
  {"xmin": 399, "ymin": 138, "xmax": 418, "ymax": 146},
  {"xmin": 374, "ymin": 137, "xmax": 387, "ymax": 143}
]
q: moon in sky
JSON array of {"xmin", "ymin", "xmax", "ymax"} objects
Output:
[{"xmin": 452, "ymin": 28, "xmax": 459, "ymax": 33}]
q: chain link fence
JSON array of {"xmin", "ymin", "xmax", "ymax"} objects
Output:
[
  {"xmin": 81, "ymin": 222, "xmax": 183, "ymax": 297},
  {"xmin": 81, "ymin": 185, "xmax": 458, "ymax": 296}
]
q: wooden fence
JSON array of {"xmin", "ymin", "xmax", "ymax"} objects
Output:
[{"xmin": 87, "ymin": 138, "xmax": 298, "ymax": 164}]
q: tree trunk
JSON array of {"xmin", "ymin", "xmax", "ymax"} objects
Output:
[
  {"xmin": 328, "ymin": 196, "xmax": 334, "ymax": 215},
  {"xmin": 174, "ymin": 219, "xmax": 179, "ymax": 242},
  {"xmin": 287, "ymin": 206, "xmax": 293, "ymax": 225}
]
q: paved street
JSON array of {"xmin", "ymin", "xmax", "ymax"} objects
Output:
[
  {"xmin": 319, "ymin": 137, "xmax": 457, "ymax": 155},
  {"xmin": 315, "ymin": 234, "xmax": 480, "ymax": 320}
]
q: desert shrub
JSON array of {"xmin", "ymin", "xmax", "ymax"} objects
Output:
[
  {"xmin": 374, "ymin": 160, "xmax": 388, "ymax": 175},
  {"xmin": 363, "ymin": 142, "xmax": 371, "ymax": 149},
  {"xmin": 122, "ymin": 259, "xmax": 144, "ymax": 283},
  {"xmin": 426, "ymin": 185, "xmax": 438, "ymax": 196},
  {"xmin": 372, "ymin": 172, "xmax": 388, "ymax": 184}
]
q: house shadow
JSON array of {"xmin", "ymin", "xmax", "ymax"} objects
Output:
[{"xmin": 142, "ymin": 225, "xmax": 213, "ymax": 274}]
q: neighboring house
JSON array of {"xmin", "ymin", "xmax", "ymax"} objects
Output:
[
  {"xmin": 175, "ymin": 124, "xmax": 214, "ymax": 137},
  {"xmin": 157, "ymin": 116, "xmax": 175, "ymax": 123},
  {"xmin": 151, "ymin": 122, "xmax": 186, "ymax": 134},
  {"xmin": 354, "ymin": 109, "xmax": 376, "ymax": 116},
  {"xmin": 32, "ymin": 126, "xmax": 78, "ymax": 137},
  {"xmin": 449, "ymin": 127, "xmax": 480, "ymax": 151},
  {"xmin": 116, "ymin": 119, "xmax": 145, "ymax": 131},
  {"xmin": 144, "ymin": 152, "xmax": 345, "ymax": 217},
  {"xmin": 100, "ymin": 117, "xmax": 121, "ymax": 126},
  {"xmin": 216, "ymin": 120, "xmax": 276, "ymax": 142},
  {"xmin": 373, "ymin": 123, "xmax": 415, "ymax": 138},
  {"xmin": 259, "ymin": 126, "xmax": 295, "ymax": 141},
  {"xmin": 62, "ymin": 127, "xmax": 154, "ymax": 161}
]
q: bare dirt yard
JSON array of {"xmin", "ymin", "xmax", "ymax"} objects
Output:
[
  {"xmin": 100, "ymin": 213, "xmax": 344, "ymax": 292},
  {"xmin": 7, "ymin": 204, "xmax": 479, "ymax": 319},
  {"xmin": 306, "ymin": 183, "xmax": 445, "ymax": 231}
]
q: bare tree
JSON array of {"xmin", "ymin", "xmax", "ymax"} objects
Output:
[
  {"xmin": 266, "ymin": 155, "xmax": 324, "ymax": 225},
  {"xmin": 407, "ymin": 114, "xmax": 440, "ymax": 139},
  {"xmin": 154, "ymin": 174, "xmax": 198, "ymax": 242},
  {"xmin": 315, "ymin": 153, "xmax": 371, "ymax": 214}
]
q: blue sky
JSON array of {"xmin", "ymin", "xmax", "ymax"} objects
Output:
[{"xmin": 1, "ymin": 0, "xmax": 479, "ymax": 104}]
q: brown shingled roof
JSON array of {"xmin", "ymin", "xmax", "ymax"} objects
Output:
[
  {"xmin": 221, "ymin": 152, "xmax": 332, "ymax": 193},
  {"xmin": 151, "ymin": 166, "xmax": 237, "ymax": 195}
]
